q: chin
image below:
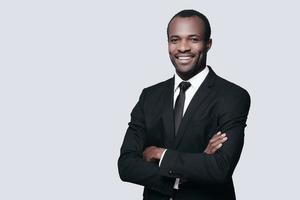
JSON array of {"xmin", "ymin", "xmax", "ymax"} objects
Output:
[
  {"xmin": 176, "ymin": 68, "xmax": 194, "ymax": 78},
  {"xmin": 175, "ymin": 65, "xmax": 193, "ymax": 74}
]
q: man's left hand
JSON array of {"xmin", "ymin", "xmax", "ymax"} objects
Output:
[{"xmin": 143, "ymin": 146, "xmax": 165, "ymax": 162}]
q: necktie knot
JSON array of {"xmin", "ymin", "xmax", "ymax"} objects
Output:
[{"xmin": 179, "ymin": 81, "xmax": 191, "ymax": 92}]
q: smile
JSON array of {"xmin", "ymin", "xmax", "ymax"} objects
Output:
[
  {"xmin": 178, "ymin": 56, "xmax": 192, "ymax": 60},
  {"xmin": 176, "ymin": 56, "xmax": 193, "ymax": 64}
]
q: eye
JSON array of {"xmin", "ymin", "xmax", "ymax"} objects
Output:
[
  {"xmin": 191, "ymin": 38, "xmax": 200, "ymax": 43},
  {"xmin": 169, "ymin": 38, "xmax": 179, "ymax": 44}
]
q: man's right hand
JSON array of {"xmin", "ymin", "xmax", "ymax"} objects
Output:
[{"xmin": 204, "ymin": 132, "xmax": 227, "ymax": 154}]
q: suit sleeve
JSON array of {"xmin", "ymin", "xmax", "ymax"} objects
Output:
[
  {"xmin": 159, "ymin": 90, "xmax": 251, "ymax": 184},
  {"xmin": 118, "ymin": 89, "xmax": 174, "ymax": 196}
]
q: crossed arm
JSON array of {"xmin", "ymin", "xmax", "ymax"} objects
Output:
[
  {"xmin": 118, "ymin": 128, "xmax": 226, "ymax": 196},
  {"xmin": 118, "ymin": 89, "xmax": 250, "ymax": 195},
  {"xmin": 143, "ymin": 132, "xmax": 227, "ymax": 162}
]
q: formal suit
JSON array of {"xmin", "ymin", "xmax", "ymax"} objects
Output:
[{"xmin": 118, "ymin": 66, "xmax": 251, "ymax": 200}]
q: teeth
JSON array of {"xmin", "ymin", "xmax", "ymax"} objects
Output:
[{"xmin": 178, "ymin": 57, "xmax": 191, "ymax": 60}]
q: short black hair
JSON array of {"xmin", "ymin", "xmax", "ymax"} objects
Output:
[{"xmin": 167, "ymin": 9, "xmax": 211, "ymax": 42}]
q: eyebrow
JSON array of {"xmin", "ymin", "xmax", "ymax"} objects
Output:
[{"xmin": 169, "ymin": 34, "xmax": 201, "ymax": 38}]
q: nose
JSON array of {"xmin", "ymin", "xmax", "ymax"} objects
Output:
[{"xmin": 178, "ymin": 40, "xmax": 191, "ymax": 52}]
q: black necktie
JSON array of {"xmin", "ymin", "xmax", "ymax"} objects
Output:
[{"xmin": 174, "ymin": 81, "xmax": 191, "ymax": 135}]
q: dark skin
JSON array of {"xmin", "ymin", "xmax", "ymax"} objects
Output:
[
  {"xmin": 168, "ymin": 16, "xmax": 212, "ymax": 80},
  {"xmin": 143, "ymin": 16, "xmax": 227, "ymax": 162}
]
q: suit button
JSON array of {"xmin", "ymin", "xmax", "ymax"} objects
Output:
[{"xmin": 169, "ymin": 170, "xmax": 173, "ymax": 175}]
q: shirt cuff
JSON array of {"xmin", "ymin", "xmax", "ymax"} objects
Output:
[
  {"xmin": 158, "ymin": 149, "xmax": 167, "ymax": 166},
  {"xmin": 174, "ymin": 178, "xmax": 180, "ymax": 189}
]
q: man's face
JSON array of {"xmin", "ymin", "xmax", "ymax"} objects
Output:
[{"xmin": 168, "ymin": 16, "xmax": 211, "ymax": 80}]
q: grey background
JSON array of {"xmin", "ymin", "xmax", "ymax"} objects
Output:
[{"xmin": 1, "ymin": 0, "xmax": 299, "ymax": 199}]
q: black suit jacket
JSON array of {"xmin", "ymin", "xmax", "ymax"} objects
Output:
[{"xmin": 118, "ymin": 67, "xmax": 251, "ymax": 200}]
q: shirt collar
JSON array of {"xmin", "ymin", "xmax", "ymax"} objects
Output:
[{"xmin": 174, "ymin": 66, "xmax": 209, "ymax": 92}]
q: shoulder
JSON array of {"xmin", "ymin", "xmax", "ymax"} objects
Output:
[
  {"xmin": 136, "ymin": 77, "xmax": 173, "ymax": 104},
  {"xmin": 212, "ymin": 75, "xmax": 251, "ymax": 131},
  {"xmin": 145, "ymin": 77, "xmax": 173, "ymax": 90},
  {"xmin": 214, "ymin": 75, "xmax": 250, "ymax": 103},
  {"xmin": 210, "ymin": 73, "xmax": 251, "ymax": 115},
  {"xmin": 142, "ymin": 77, "xmax": 173, "ymax": 95}
]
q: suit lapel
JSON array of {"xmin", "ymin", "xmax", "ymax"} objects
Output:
[
  {"xmin": 174, "ymin": 67, "xmax": 217, "ymax": 148},
  {"xmin": 161, "ymin": 77, "xmax": 175, "ymax": 148}
]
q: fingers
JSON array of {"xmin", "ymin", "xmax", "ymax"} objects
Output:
[
  {"xmin": 143, "ymin": 146, "xmax": 157, "ymax": 161},
  {"xmin": 143, "ymin": 146, "xmax": 152, "ymax": 161},
  {"xmin": 210, "ymin": 136, "xmax": 227, "ymax": 152},
  {"xmin": 209, "ymin": 131, "xmax": 223, "ymax": 143},
  {"xmin": 205, "ymin": 132, "xmax": 227, "ymax": 154},
  {"xmin": 211, "ymin": 134, "xmax": 227, "ymax": 148}
]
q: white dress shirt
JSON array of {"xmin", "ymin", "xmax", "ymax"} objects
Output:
[{"xmin": 159, "ymin": 66, "xmax": 209, "ymax": 190}]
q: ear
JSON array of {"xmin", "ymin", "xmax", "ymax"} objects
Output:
[{"xmin": 206, "ymin": 39, "xmax": 212, "ymax": 52}]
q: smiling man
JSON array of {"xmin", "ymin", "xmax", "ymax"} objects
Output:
[
  {"xmin": 118, "ymin": 10, "xmax": 251, "ymax": 200},
  {"xmin": 168, "ymin": 14, "xmax": 211, "ymax": 80}
]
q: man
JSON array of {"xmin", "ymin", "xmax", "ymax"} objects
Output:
[{"xmin": 118, "ymin": 9, "xmax": 250, "ymax": 200}]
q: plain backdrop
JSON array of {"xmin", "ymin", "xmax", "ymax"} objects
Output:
[{"xmin": 1, "ymin": 0, "xmax": 300, "ymax": 199}]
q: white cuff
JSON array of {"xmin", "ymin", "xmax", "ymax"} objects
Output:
[
  {"xmin": 158, "ymin": 149, "xmax": 167, "ymax": 166},
  {"xmin": 174, "ymin": 178, "xmax": 180, "ymax": 189}
]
